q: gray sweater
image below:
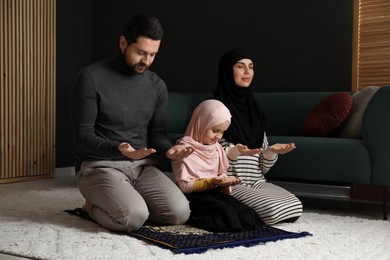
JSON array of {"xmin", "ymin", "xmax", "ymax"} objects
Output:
[{"xmin": 70, "ymin": 54, "xmax": 172, "ymax": 171}]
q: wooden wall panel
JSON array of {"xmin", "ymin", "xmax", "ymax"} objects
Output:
[
  {"xmin": 352, "ymin": 0, "xmax": 390, "ymax": 91},
  {"xmin": 1, "ymin": 0, "xmax": 56, "ymax": 183}
]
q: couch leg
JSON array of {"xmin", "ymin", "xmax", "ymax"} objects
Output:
[{"xmin": 384, "ymin": 186, "xmax": 388, "ymax": 221}]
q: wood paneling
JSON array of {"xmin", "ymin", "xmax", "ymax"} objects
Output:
[
  {"xmin": 0, "ymin": 0, "xmax": 56, "ymax": 183},
  {"xmin": 352, "ymin": 0, "xmax": 390, "ymax": 91}
]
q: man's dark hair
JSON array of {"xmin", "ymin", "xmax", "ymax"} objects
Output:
[{"xmin": 122, "ymin": 13, "xmax": 164, "ymax": 44}]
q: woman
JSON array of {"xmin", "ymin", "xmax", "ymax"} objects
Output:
[
  {"xmin": 171, "ymin": 99, "xmax": 263, "ymax": 232},
  {"xmin": 212, "ymin": 48, "xmax": 303, "ymax": 225}
]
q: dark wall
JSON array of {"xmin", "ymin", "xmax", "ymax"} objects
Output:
[
  {"xmin": 91, "ymin": 0, "xmax": 353, "ymax": 93},
  {"xmin": 56, "ymin": 0, "xmax": 354, "ymax": 167},
  {"xmin": 56, "ymin": 0, "xmax": 92, "ymax": 167}
]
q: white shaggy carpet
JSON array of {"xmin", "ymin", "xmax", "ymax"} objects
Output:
[{"xmin": 1, "ymin": 183, "xmax": 390, "ymax": 260}]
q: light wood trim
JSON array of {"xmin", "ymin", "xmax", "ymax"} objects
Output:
[{"xmin": 352, "ymin": 0, "xmax": 360, "ymax": 92}]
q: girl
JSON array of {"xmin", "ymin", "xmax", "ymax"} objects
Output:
[{"xmin": 171, "ymin": 99, "xmax": 263, "ymax": 232}]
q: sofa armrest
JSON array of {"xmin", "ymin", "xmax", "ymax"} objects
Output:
[{"xmin": 362, "ymin": 86, "xmax": 390, "ymax": 185}]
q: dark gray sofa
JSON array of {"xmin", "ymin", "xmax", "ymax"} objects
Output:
[{"xmin": 161, "ymin": 86, "xmax": 390, "ymax": 219}]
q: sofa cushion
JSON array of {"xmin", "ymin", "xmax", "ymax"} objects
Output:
[
  {"xmin": 302, "ymin": 92, "xmax": 353, "ymax": 137},
  {"xmin": 267, "ymin": 136, "xmax": 371, "ymax": 183},
  {"xmin": 338, "ymin": 86, "xmax": 379, "ymax": 139}
]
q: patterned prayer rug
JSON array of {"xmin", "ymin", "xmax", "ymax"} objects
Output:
[
  {"xmin": 65, "ymin": 208, "xmax": 311, "ymax": 254},
  {"xmin": 127, "ymin": 223, "xmax": 312, "ymax": 254}
]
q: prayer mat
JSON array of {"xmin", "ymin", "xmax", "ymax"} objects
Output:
[
  {"xmin": 64, "ymin": 208, "xmax": 311, "ymax": 254},
  {"xmin": 127, "ymin": 223, "xmax": 312, "ymax": 254}
]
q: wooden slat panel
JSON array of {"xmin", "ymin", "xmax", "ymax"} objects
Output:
[
  {"xmin": 353, "ymin": 0, "xmax": 390, "ymax": 91},
  {"xmin": 0, "ymin": 0, "xmax": 56, "ymax": 183}
]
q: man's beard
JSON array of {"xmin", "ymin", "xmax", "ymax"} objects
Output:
[
  {"xmin": 121, "ymin": 53, "xmax": 150, "ymax": 74},
  {"xmin": 132, "ymin": 62, "xmax": 149, "ymax": 73}
]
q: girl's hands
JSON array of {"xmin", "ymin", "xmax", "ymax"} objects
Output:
[
  {"xmin": 166, "ymin": 145, "xmax": 194, "ymax": 160},
  {"xmin": 213, "ymin": 176, "xmax": 241, "ymax": 187}
]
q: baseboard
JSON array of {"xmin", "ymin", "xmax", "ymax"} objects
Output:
[{"xmin": 56, "ymin": 167, "xmax": 76, "ymax": 176}]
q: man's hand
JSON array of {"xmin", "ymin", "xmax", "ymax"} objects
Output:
[
  {"xmin": 270, "ymin": 143, "xmax": 296, "ymax": 155},
  {"xmin": 118, "ymin": 142, "xmax": 156, "ymax": 160},
  {"xmin": 166, "ymin": 145, "xmax": 194, "ymax": 160},
  {"xmin": 236, "ymin": 144, "xmax": 262, "ymax": 155}
]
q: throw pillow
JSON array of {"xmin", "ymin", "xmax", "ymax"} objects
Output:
[
  {"xmin": 338, "ymin": 86, "xmax": 380, "ymax": 139},
  {"xmin": 302, "ymin": 92, "xmax": 353, "ymax": 137}
]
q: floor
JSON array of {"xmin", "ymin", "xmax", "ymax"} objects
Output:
[{"xmin": 0, "ymin": 168, "xmax": 389, "ymax": 260}]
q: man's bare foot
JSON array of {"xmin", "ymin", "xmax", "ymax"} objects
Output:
[{"xmin": 82, "ymin": 200, "xmax": 93, "ymax": 215}]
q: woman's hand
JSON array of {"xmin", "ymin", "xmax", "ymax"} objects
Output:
[
  {"xmin": 118, "ymin": 142, "xmax": 156, "ymax": 160},
  {"xmin": 270, "ymin": 143, "xmax": 296, "ymax": 155},
  {"xmin": 236, "ymin": 143, "xmax": 262, "ymax": 155}
]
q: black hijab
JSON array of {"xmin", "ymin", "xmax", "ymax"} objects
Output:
[{"xmin": 212, "ymin": 48, "xmax": 266, "ymax": 148}]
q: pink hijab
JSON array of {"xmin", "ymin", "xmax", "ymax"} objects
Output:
[{"xmin": 172, "ymin": 99, "xmax": 232, "ymax": 193}]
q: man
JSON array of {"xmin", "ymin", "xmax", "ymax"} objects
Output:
[{"xmin": 70, "ymin": 13, "xmax": 192, "ymax": 232}]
